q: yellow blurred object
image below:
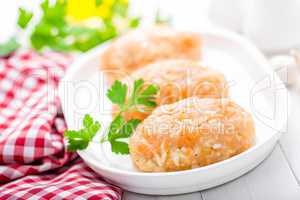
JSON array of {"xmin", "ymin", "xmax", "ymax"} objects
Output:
[{"xmin": 67, "ymin": 0, "xmax": 128, "ymax": 22}]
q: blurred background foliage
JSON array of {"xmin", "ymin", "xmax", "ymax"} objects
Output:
[{"xmin": 0, "ymin": 0, "xmax": 146, "ymax": 56}]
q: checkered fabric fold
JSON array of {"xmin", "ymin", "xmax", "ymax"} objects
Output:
[{"xmin": 0, "ymin": 50, "xmax": 122, "ymax": 200}]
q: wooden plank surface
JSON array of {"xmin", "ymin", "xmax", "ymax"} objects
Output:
[
  {"xmin": 124, "ymin": 145, "xmax": 300, "ymax": 200},
  {"xmin": 279, "ymin": 89, "xmax": 300, "ymax": 185},
  {"xmin": 202, "ymin": 145, "xmax": 300, "ymax": 200},
  {"xmin": 123, "ymin": 192, "xmax": 203, "ymax": 200}
]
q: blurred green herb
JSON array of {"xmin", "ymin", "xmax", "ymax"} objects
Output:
[
  {"xmin": 0, "ymin": 0, "xmax": 139, "ymax": 56},
  {"xmin": 95, "ymin": 0, "xmax": 103, "ymax": 6},
  {"xmin": 129, "ymin": 17, "xmax": 140, "ymax": 28},
  {"xmin": 0, "ymin": 37, "xmax": 20, "ymax": 57},
  {"xmin": 0, "ymin": 7, "xmax": 33, "ymax": 57},
  {"xmin": 0, "ymin": 0, "xmax": 173, "ymax": 56},
  {"xmin": 17, "ymin": 8, "xmax": 33, "ymax": 29},
  {"xmin": 30, "ymin": 0, "xmax": 120, "ymax": 52}
]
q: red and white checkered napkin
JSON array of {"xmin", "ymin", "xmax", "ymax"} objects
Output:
[{"xmin": 0, "ymin": 51, "xmax": 122, "ymax": 200}]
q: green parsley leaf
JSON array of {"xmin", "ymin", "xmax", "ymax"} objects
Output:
[
  {"xmin": 106, "ymin": 80, "xmax": 127, "ymax": 107},
  {"xmin": 107, "ymin": 114, "xmax": 126, "ymax": 141},
  {"xmin": 129, "ymin": 79, "xmax": 158, "ymax": 108},
  {"xmin": 17, "ymin": 8, "xmax": 33, "ymax": 29},
  {"xmin": 64, "ymin": 130, "xmax": 89, "ymax": 151},
  {"xmin": 120, "ymin": 119, "xmax": 141, "ymax": 137},
  {"xmin": 108, "ymin": 115, "xmax": 140, "ymax": 141},
  {"xmin": 137, "ymin": 97, "xmax": 156, "ymax": 107},
  {"xmin": 64, "ymin": 114, "xmax": 101, "ymax": 151},
  {"xmin": 102, "ymin": 78, "xmax": 159, "ymax": 154},
  {"xmin": 111, "ymin": 140, "xmax": 129, "ymax": 154},
  {"xmin": 106, "ymin": 114, "xmax": 140, "ymax": 154},
  {"xmin": 83, "ymin": 114, "xmax": 93, "ymax": 128},
  {"xmin": 132, "ymin": 79, "xmax": 144, "ymax": 95},
  {"xmin": 137, "ymin": 84, "xmax": 159, "ymax": 107},
  {"xmin": 0, "ymin": 37, "xmax": 20, "ymax": 57},
  {"xmin": 140, "ymin": 84, "xmax": 159, "ymax": 96}
]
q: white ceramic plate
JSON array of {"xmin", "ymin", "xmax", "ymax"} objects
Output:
[{"xmin": 58, "ymin": 28, "xmax": 288, "ymax": 195}]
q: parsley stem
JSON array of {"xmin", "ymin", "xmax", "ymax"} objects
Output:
[{"xmin": 100, "ymin": 135, "xmax": 108, "ymax": 143}]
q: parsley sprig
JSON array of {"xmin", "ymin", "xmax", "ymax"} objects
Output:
[
  {"xmin": 103, "ymin": 79, "xmax": 159, "ymax": 154},
  {"xmin": 105, "ymin": 116, "xmax": 141, "ymax": 154},
  {"xmin": 64, "ymin": 114, "xmax": 101, "ymax": 151},
  {"xmin": 64, "ymin": 79, "xmax": 159, "ymax": 154}
]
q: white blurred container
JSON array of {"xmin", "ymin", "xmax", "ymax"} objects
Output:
[
  {"xmin": 209, "ymin": 0, "xmax": 300, "ymax": 52},
  {"xmin": 209, "ymin": 0, "xmax": 244, "ymax": 32},
  {"xmin": 270, "ymin": 53, "xmax": 298, "ymax": 86}
]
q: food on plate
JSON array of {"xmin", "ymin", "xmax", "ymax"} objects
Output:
[
  {"xmin": 100, "ymin": 26, "xmax": 201, "ymax": 82},
  {"xmin": 115, "ymin": 59, "xmax": 228, "ymax": 120},
  {"xmin": 129, "ymin": 97, "xmax": 255, "ymax": 172}
]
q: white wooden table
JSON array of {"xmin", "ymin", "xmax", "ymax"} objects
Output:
[{"xmin": 123, "ymin": 89, "xmax": 300, "ymax": 200}]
